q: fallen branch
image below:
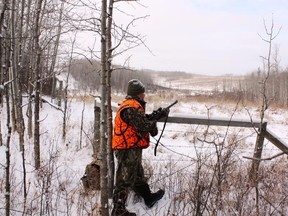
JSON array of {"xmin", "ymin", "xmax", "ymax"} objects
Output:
[
  {"xmin": 243, "ymin": 152, "xmax": 285, "ymax": 161},
  {"xmin": 41, "ymin": 97, "xmax": 63, "ymax": 112}
]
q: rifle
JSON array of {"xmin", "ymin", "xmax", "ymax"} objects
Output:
[
  {"xmin": 166, "ymin": 100, "xmax": 178, "ymax": 110},
  {"xmin": 148, "ymin": 100, "xmax": 178, "ymax": 121},
  {"xmin": 154, "ymin": 100, "xmax": 178, "ymax": 156}
]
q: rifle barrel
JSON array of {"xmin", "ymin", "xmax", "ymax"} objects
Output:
[{"xmin": 166, "ymin": 100, "xmax": 178, "ymax": 109}]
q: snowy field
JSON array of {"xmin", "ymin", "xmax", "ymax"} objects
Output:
[{"xmin": 1, "ymin": 83, "xmax": 288, "ymax": 215}]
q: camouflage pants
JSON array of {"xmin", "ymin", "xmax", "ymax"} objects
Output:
[
  {"xmin": 113, "ymin": 148, "xmax": 147, "ymax": 206},
  {"xmin": 114, "ymin": 148, "xmax": 147, "ymax": 190}
]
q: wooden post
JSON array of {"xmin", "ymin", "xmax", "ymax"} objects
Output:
[
  {"xmin": 249, "ymin": 122, "xmax": 267, "ymax": 183},
  {"xmin": 57, "ymin": 81, "xmax": 63, "ymax": 107},
  {"xmin": 93, "ymin": 100, "xmax": 101, "ymax": 160}
]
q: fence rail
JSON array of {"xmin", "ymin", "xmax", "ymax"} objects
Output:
[
  {"xmin": 159, "ymin": 114, "xmax": 262, "ymax": 128},
  {"xmin": 265, "ymin": 128, "xmax": 288, "ymax": 153},
  {"xmin": 158, "ymin": 113, "xmax": 288, "ymax": 154}
]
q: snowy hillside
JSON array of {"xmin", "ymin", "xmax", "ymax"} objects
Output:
[{"xmin": 1, "ymin": 78, "xmax": 288, "ymax": 215}]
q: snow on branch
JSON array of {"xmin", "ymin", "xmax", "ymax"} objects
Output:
[{"xmin": 41, "ymin": 97, "xmax": 63, "ymax": 112}]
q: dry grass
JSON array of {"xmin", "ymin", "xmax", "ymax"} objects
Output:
[{"xmin": 67, "ymin": 90, "xmax": 288, "ymax": 115}]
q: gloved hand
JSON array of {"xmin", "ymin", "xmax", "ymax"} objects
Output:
[
  {"xmin": 160, "ymin": 107, "xmax": 170, "ymax": 117},
  {"xmin": 149, "ymin": 121, "xmax": 158, "ymax": 137},
  {"xmin": 147, "ymin": 107, "xmax": 170, "ymax": 121}
]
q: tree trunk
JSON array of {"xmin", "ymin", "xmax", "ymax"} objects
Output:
[
  {"xmin": 79, "ymin": 101, "xmax": 85, "ymax": 149},
  {"xmin": 62, "ymin": 34, "xmax": 76, "ymax": 140},
  {"xmin": 106, "ymin": 0, "xmax": 115, "ymax": 199},
  {"xmin": 11, "ymin": 0, "xmax": 25, "ymax": 152},
  {"xmin": 100, "ymin": 0, "xmax": 109, "ymax": 214},
  {"xmin": 4, "ymin": 83, "xmax": 12, "ymax": 216},
  {"xmin": 34, "ymin": 0, "xmax": 44, "ymax": 170},
  {"xmin": 24, "ymin": 0, "xmax": 33, "ymax": 139},
  {"xmin": 50, "ymin": 1, "xmax": 64, "ymax": 99},
  {"xmin": 0, "ymin": 0, "xmax": 9, "ymax": 107},
  {"xmin": 11, "ymin": 0, "xmax": 28, "ymax": 205},
  {"xmin": 249, "ymin": 19, "xmax": 278, "ymax": 214},
  {"xmin": 0, "ymin": 0, "xmax": 9, "ymax": 146}
]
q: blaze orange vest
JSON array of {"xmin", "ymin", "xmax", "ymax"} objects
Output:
[{"xmin": 112, "ymin": 99, "xmax": 150, "ymax": 150}]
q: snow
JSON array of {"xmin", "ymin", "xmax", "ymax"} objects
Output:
[{"xmin": 1, "ymin": 90, "xmax": 288, "ymax": 215}]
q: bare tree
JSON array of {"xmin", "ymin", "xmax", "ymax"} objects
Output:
[
  {"xmin": 50, "ymin": 1, "xmax": 65, "ymax": 99},
  {"xmin": 62, "ymin": 33, "xmax": 77, "ymax": 140},
  {"xmin": 14, "ymin": 0, "xmax": 30, "ymax": 206},
  {"xmin": 106, "ymin": 0, "xmax": 115, "ymax": 199},
  {"xmin": 10, "ymin": 0, "xmax": 25, "ymax": 152},
  {"xmin": 26, "ymin": 0, "xmax": 35, "ymax": 139},
  {"xmin": 0, "ymin": 0, "xmax": 10, "ymax": 146},
  {"xmin": 33, "ymin": 0, "xmax": 44, "ymax": 170},
  {"xmin": 100, "ymin": 0, "xmax": 109, "ymax": 214},
  {"xmin": 249, "ymin": 18, "xmax": 281, "ymax": 214},
  {"xmin": 0, "ymin": 0, "xmax": 9, "ymax": 108},
  {"xmin": 3, "ymin": 82, "xmax": 12, "ymax": 216}
]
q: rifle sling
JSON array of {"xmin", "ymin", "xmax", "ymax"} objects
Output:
[{"xmin": 154, "ymin": 114, "xmax": 169, "ymax": 156}]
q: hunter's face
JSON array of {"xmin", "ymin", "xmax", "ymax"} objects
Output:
[{"xmin": 138, "ymin": 92, "xmax": 145, "ymax": 99}]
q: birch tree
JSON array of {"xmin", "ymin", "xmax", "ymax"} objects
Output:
[
  {"xmin": 100, "ymin": 0, "xmax": 109, "ymax": 214},
  {"xmin": 106, "ymin": 0, "xmax": 115, "ymax": 199}
]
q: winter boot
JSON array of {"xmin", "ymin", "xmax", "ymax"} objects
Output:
[
  {"xmin": 145, "ymin": 189, "xmax": 165, "ymax": 208},
  {"xmin": 112, "ymin": 189, "xmax": 136, "ymax": 216},
  {"xmin": 134, "ymin": 183, "xmax": 165, "ymax": 208}
]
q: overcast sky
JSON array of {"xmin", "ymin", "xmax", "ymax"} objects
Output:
[{"xmin": 110, "ymin": 0, "xmax": 288, "ymax": 76}]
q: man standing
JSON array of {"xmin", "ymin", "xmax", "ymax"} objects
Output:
[{"xmin": 112, "ymin": 79, "xmax": 168, "ymax": 216}]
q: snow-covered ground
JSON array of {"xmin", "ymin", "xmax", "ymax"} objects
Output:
[{"xmin": 1, "ymin": 82, "xmax": 288, "ymax": 215}]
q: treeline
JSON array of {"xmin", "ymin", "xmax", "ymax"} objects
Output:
[
  {"xmin": 69, "ymin": 58, "xmax": 154, "ymax": 93},
  {"xmin": 241, "ymin": 69, "xmax": 288, "ymax": 107},
  {"xmin": 214, "ymin": 68, "xmax": 288, "ymax": 107}
]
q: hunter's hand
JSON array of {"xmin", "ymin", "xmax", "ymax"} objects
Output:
[
  {"xmin": 155, "ymin": 107, "xmax": 169, "ymax": 120},
  {"xmin": 147, "ymin": 107, "xmax": 170, "ymax": 121},
  {"xmin": 161, "ymin": 107, "xmax": 170, "ymax": 117}
]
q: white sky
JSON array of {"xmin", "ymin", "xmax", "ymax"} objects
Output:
[{"xmin": 111, "ymin": 0, "xmax": 288, "ymax": 76}]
